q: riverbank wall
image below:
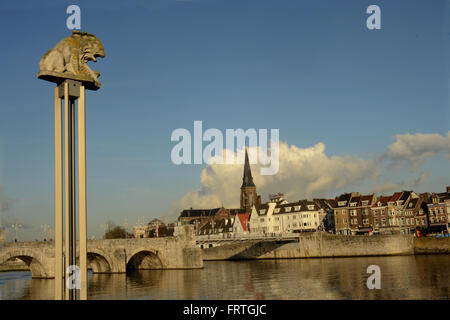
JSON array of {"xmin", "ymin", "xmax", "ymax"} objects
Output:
[
  {"xmin": 414, "ymin": 237, "xmax": 450, "ymax": 254},
  {"xmin": 202, "ymin": 234, "xmax": 450, "ymax": 260}
]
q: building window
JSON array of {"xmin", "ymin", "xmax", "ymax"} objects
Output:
[
  {"xmin": 343, "ymin": 218, "xmax": 348, "ymax": 224},
  {"xmin": 260, "ymin": 218, "xmax": 265, "ymax": 223},
  {"xmin": 363, "ymin": 219, "xmax": 369, "ymax": 225}
]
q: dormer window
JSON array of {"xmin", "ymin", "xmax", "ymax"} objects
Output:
[
  {"xmin": 350, "ymin": 202, "xmax": 356, "ymax": 207},
  {"xmin": 378, "ymin": 202, "xmax": 382, "ymax": 207},
  {"xmin": 307, "ymin": 205, "xmax": 314, "ymax": 210},
  {"xmin": 285, "ymin": 207, "xmax": 291, "ymax": 212},
  {"xmin": 260, "ymin": 209, "xmax": 266, "ymax": 214},
  {"xmin": 294, "ymin": 206, "xmax": 300, "ymax": 211},
  {"xmin": 274, "ymin": 208, "xmax": 280, "ymax": 213},
  {"xmin": 388, "ymin": 202, "xmax": 394, "ymax": 206},
  {"xmin": 338, "ymin": 201, "xmax": 346, "ymax": 206},
  {"xmin": 409, "ymin": 203, "xmax": 413, "ymax": 208},
  {"xmin": 362, "ymin": 201, "xmax": 369, "ymax": 205}
]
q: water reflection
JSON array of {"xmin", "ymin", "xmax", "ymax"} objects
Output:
[{"xmin": 1, "ymin": 255, "xmax": 449, "ymax": 300}]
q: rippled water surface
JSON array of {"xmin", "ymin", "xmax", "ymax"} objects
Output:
[{"xmin": 1, "ymin": 255, "xmax": 449, "ymax": 300}]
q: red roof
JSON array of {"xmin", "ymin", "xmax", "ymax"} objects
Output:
[
  {"xmin": 360, "ymin": 194, "xmax": 374, "ymax": 201},
  {"xmin": 237, "ymin": 213, "xmax": 250, "ymax": 232},
  {"xmin": 372, "ymin": 192, "xmax": 403, "ymax": 207},
  {"xmin": 373, "ymin": 195, "xmax": 391, "ymax": 207},
  {"xmin": 390, "ymin": 192, "xmax": 403, "ymax": 202}
]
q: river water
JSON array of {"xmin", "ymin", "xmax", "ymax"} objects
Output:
[{"xmin": 0, "ymin": 255, "xmax": 449, "ymax": 300}]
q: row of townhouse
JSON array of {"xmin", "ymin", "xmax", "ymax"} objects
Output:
[
  {"xmin": 249, "ymin": 196, "xmax": 322, "ymax": 234},
  {"xmin": 178, "ymin": 206, "xmax": 251, "ymax": 237},
  {"xmin": 334, "ymin": 187, "xmax": 450, "ymax": 235},
  {"xmin": 424, "ymin": 189, "xmax": 450, "ymax": 234},
  {"xmin": 179, "ymin": 151, "xmax": 450, "ymax": 237},
  {"xmin": 180, "ymin": 196, "xmax": 334, "ymax": 237},
  {"xmin": 179, "ymin": 187, "xmax": 450, "ymax": 237}
]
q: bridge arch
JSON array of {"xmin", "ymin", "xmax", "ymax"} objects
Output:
[
  {"xmin": 126, "ymin": 249, "xmax": 163, "ymax": 271},
  {"xmin": 86, "ymin": 248, "xmax": 115, "ymax": 273},
  {"xmin": 87, "ymin": 252, "xmax": 112, "ymax": 273},
  {"xmin": 0, "ymin": 248, "xmax": 50, "ymax": 278}
]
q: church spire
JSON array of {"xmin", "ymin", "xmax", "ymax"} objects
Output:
[{"xmin": 241, "ymin": 148, "xmax": 255, "ymax": 188}]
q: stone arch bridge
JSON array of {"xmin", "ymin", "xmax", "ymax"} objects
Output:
[{"xmin": 0, "ymin": 228, "xmax": 202, "ymax": 278}]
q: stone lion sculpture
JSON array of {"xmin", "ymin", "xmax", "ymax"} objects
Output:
[{"xmin": 38, "ymin": 30, "xmax": 105, "ymax": 89}]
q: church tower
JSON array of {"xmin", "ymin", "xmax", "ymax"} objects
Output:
[{"xmin": 240, "ymin": 148, "xmax": 260, "ymax": 212}]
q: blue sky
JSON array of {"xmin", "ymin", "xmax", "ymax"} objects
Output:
[{"xmin": 0, "ymin": 0, "xmax": 449, "ymax": 240}]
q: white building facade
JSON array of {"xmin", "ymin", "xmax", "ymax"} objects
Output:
[{"xmin": 249, "ymin": 198, "xmax": 321, "ymax": 234}]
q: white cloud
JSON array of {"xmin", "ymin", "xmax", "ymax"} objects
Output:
[
  {"xmin": 387, "ymin": 132, "xmax": 450, "ymax": 171},
  {"xmin": 371, "ymin": 172, "xmax": 429, "ymax": 194},
  {"xmin": 413, "ymin": 172, "xmax": 429, "ymax": 187},
  {"xmin": 173, "ymin": 132, "xmax": 449, "ymax": 213},
  {"xmin": 371, "ymin": 181, "xmax": 403, "ymax": 194},
  {"xmin": 172, "ymin": 141, "xmax": 380, "ymax": 212}
]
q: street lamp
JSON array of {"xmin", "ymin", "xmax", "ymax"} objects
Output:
[
  {"xmin": 13, "ymin": 223, "xmax": 21, "ymax": 240},
  {"xmin": 123, "ymin": 219, "xmax": 129, "ymax": 239},
  {"xmin": 11, "ymin": 222, "xmax": 22, "ymax": 242},
  {"xmin": 40, "ymin": 224, "xmax": 52, "ymax": 241},
  {"xmin": 101, "ymin": 223, "xmax": 110, "ymax": 237}
]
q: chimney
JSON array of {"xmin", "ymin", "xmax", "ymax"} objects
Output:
[{"xmin": 447, "ymin": 186, "xmax": 450, "ymax": 194}]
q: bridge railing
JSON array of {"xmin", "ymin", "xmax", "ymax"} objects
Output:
[{"xmin": 195, "ymin": 232, "xmax": 300, "ymax": 242}]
